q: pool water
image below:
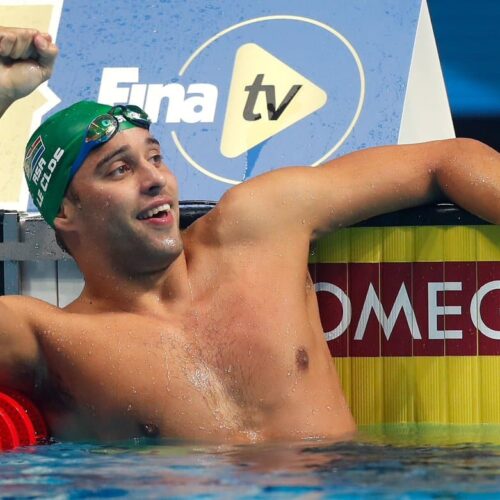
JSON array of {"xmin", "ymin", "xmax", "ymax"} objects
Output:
[{"xmin": 0, "ymin": 425, "xmax": 499, "ymax": 498}]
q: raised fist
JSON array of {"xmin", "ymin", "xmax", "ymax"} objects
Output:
[{"xmin": 0, "ymin": 27, "xmax": 58, "ymax": 105}]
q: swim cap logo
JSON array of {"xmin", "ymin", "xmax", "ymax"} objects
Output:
[
  {"xmin": 32, "ymin": 147, "xmax": 65, "ymax": 207},
  {"xmin": 24, "ymin": 136, "xmax": 46, "ymax": 181}
]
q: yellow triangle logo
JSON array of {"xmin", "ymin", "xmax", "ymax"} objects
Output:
[{"xmin": 220, "ymin": 43, "xmax": 328, "ymax": 159}]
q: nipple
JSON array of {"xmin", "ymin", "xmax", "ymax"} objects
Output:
[{"xmin": 296, "ymin": 347, "xmax": 309, "ymax": 371}]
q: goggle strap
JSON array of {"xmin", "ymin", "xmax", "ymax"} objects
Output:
[
  {"xmin": 68, "ymin": 115, "xmax": 118, "ymax": 181},
  {"xmin": 68, "ymin": 143, "xmax": 92, "ymax": 182}
]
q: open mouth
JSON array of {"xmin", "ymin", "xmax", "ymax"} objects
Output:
[{"xmin": 137, "ymin": 203, "xmax": 172, "ymax": 221}]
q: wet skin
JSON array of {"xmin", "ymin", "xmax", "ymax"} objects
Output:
[
  {"xmin": 0, "ymin": 128, "xmax": 498, "ymax": 443},
  {"xmin": 2, "ymin": 128, "xmax": 353, "ymax": 443}
]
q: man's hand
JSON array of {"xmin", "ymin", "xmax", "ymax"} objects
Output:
[{"xmin": 0, "ymin": 27, "xmax": 58, "ymax": 115}]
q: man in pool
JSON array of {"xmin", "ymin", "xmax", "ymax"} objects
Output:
[{"xmin": 0, "ymin": 27, "xmax": 499, "ymax": 443}]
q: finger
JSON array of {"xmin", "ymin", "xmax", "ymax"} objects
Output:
[
  {"xmin": 0, "ymin": 32, "xmax": 16, "ymax": 58},
  {"xmin": 33, "ymin": 34, "xmax": 59, "ymax": 72},
  {"xmin": 39, "ymin": 32, "xmax": 52, "ymax": 44},
  {"xmin": 10, "ymin": 29, "xmax": 40, "ymax": 59},
  {"xmin": 0, "ymin": 28, "xmax": 39, "ymax": 59}
]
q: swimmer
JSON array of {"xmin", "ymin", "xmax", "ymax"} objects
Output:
[{"xmin": 0, "ymin": 27, "xmax": 499, "ymax": 443}]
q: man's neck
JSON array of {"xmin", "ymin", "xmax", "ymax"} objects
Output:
[{"xmin": 72, "ymin": 251, "xmax": 192, "ymax": 316}]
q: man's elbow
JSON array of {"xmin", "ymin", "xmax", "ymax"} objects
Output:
[{"xmin": 436, "ymin": 137, "xmax": 500, "ymax": 223}]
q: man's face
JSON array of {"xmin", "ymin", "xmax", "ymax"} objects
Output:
[{"xmin": 67, "ymin": 127, "xmax": 183, "ymax": 272}]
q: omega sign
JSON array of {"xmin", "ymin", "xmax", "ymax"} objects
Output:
[{"xmin": 313, "ymin": 262, "xmax": 500, "ymax": 357}]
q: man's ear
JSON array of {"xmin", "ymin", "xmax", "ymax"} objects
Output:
[{"xmin": 53, "ymin": 197, "xmax": 78, "ymax": 232}]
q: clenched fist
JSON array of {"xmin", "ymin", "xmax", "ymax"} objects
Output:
[{"xmin": 0, "ymin": 27, "xmax": 58, "ymax": 111}]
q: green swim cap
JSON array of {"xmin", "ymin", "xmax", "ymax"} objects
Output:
[{"xmin": 24, "ymin": 101, "xmax": 148, "ymax": 228}]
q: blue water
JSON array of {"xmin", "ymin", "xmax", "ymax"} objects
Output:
[{"xmin": 1, "ymin": 426, "xmax": 499, "ymax": 498}]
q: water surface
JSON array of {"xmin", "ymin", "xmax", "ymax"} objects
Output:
[{"xmin": 1, "ymin": 425, "xmax": 499, "ymax": 498}]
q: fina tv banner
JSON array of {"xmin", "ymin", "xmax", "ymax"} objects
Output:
[{"xmin": 0, "ymin": 0, "xmax": 453, "ymax": 210}]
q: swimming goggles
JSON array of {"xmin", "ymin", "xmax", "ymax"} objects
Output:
[{"xmin": 68, "ymin": 104, "xmax": 152, "ymax": 181}]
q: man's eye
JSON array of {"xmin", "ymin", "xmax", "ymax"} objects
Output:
[
  {"xmin": 150, "ymin": 154, "xmax": 163, "ymax": 165},
  {"xmin": 108, "ymin": 165, "xmax": 130, "ymax": 177}
]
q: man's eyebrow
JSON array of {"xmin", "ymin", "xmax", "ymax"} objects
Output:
[
  {"xmin": 146, "ymin": 137, "xmax": 161, "ymax": 147},
  {"xmin": 94, "ymin": 145, "xmax": 130, "ymax": 173}
]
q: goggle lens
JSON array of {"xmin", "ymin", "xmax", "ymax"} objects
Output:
[
  {"xmin": 110, "ymin": 105, "xmax": 151, "ymax": 128},
  {"xmin": 85, "ymin": 114, "xmax": 118, "ymax": 144},
  {"xmin": 68, "ymin": 105, "xmax": 151, "ymax": 183}
]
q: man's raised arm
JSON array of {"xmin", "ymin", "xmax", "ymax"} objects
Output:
[
  {"xmin": 219, "ymin": 138, "xmax": 499, "ymax": 244},
  {"xmin": 0, "ymin": 26, "xmax": 58, "ymax": 117},
  {"xmin": 0, "ymin": 27, "xmax": 56, "ymax": 392}
]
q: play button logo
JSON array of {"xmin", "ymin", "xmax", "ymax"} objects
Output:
[{"xmin": 220, "ymin": 43, "xmax": 328, "ymax": 158}]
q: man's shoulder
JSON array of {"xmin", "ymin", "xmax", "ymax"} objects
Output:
[
  {"xmin": 184, "ymin": 167, "xmax": 308, "ymax": 248},
  {"xmin": 183, "ymin": 187, "xmax": 254, "ymax": 248},
  {"xmin": 1, "ymin": 294, "xmax": 59, "ymax": 308},
  {"xmin": 0, "ymin": 294, "xmax": 62, "ymax": 321}
]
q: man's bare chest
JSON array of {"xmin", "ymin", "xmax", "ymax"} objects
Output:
[{"xmin": 36, "ymin": 291, "xmax": 320, "ymax": 440}]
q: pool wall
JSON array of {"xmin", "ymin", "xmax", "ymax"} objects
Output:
[{"xmin": 310, "ymin": 206, "xmax": 500, "ymax": 425}]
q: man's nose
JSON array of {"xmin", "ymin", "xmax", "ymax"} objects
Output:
[{"xmin": 139, "ymin": 161, "xmax": 167, "ymax": 195}]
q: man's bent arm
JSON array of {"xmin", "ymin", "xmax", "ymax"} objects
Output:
[
  {"xmin": 0, "ymin": 297, "xmax": 40, "ymax": 393},
  {"xmin": 219, "ymin": 138, "xmax": 499, "ymax": 245},
  {"xmin": 305, "ymin": 138, "xmax": 500, "ymax": 236}
]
